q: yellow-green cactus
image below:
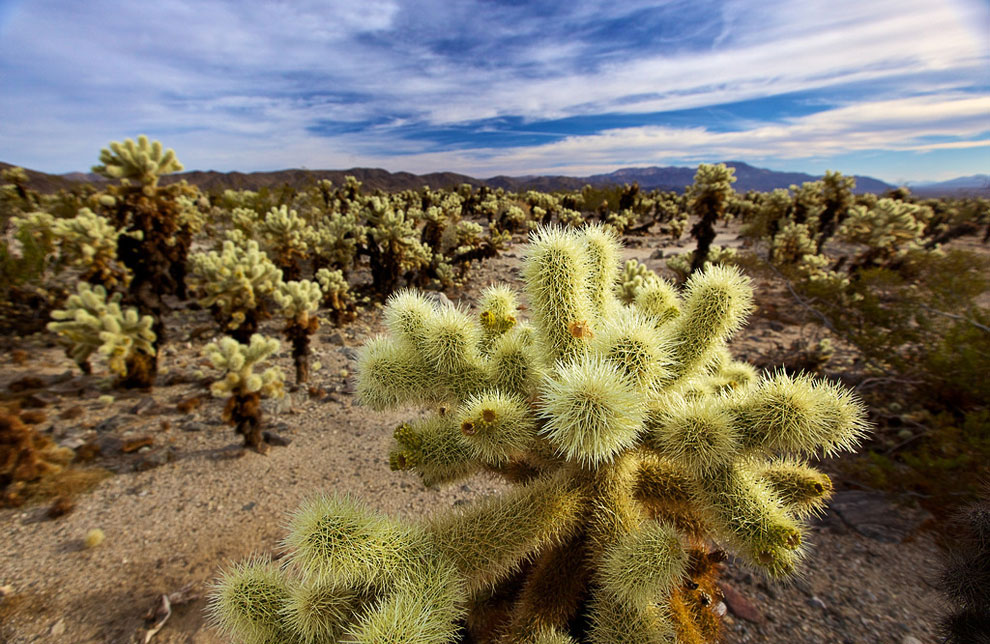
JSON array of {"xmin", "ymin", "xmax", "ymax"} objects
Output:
[
  {"xmin": 314, "ymin": 267, "xmax": 355, "ymax": 325},
  {"xmin": 51, "ymin": 207, "xmax": 136, "ymax": 289},
  {"xmin": 188, "ymin": 240, "xmax": 283, "ymax": 342},
  {"xmin": 92, "ymin": 135, "xmax": 183, "ymax": 191},
  {"xmin": 259, "ymin": 205, "xmax": 310, "ymax": 280},
  {"xmin": 666, "ymin": 244, "xmax": 738, "ymax": 282},
  {"xmin": 204, "ymin": 334, "xmax": 285, "ymax": 453},
  {"xmin": 47, "ymin": 282, "xmax": 156, "ymax": 385},
  {"xmin": 618, "ymin": 258, "xmax": 658, "ymax": 305},
  {"xmin": 686, "ymin": 163, "xmax": 736, "ymax": 277},
  {"xmin": 274, "ymin": 279, "xmax": 321, "ymax": 384},
  {"xmin": 211, "ymin": 226, "xmax": 869, "ymax": 643}
]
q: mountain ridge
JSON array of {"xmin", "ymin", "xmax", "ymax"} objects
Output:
[{"xmin": 2, "ymin": 159, "xmax": 971, "ymax": 197}]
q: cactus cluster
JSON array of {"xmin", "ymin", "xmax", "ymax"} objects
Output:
[
  {"xmin": 685, "ymin": 164, "xmax": 736, "ymax": 277},
  {"xmin": 210, "ymin": 225, "xmax": 868, "ymax": 643},
  {"xmin": 47, "ymin": 282, "xmax": 156, "ymax": 385},
  {"xmin": 666, "ymin": 245, "xmax": 738, "ymax": 283},
  {"xmin": 204, "ymin": 334, "xmax": 285, "ymax": 453},
  {"xmin": 92, "ymin": 134, "xmax": 184, "ymax": 192},
  {"xmin": 188, "ymin": 240, "xmax": 284, "ymax": 342}
]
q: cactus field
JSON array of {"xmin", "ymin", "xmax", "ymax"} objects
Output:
[{"xmin": 1, "ymin": 149, "xmax": 988, "ymax": 643}]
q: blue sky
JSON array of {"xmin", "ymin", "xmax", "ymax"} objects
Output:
[{"xmin": 1, "ymin": 0, "xmax": 988, "ymax": 183}]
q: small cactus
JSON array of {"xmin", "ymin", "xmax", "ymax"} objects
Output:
[
  {"xmin": 204, "ymin": 334, "xmax": 285, "ymax": 453},
  {"xmin": 47, "ymin": 282, "xmax": 157, "ymax": 386},
  {"xmin": 92, "ymin": 135, "xmax": 183, "ymax": 191},
  {"xmin": 274, "ymin": 279, "xmax": 322, "ymax": 384}
]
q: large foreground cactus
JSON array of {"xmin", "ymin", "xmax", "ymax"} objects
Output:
[{"xmin": 210, "ymin": 225, "xmax": 868, "ymax": 643}]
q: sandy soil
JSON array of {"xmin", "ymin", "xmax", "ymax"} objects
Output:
[{"xmin": 0, "ymin": 229, "xmax": 947, "ymax": 644}]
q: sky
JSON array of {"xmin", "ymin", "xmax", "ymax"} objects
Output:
[{"xmin": 0, "ymin": 0, "xmax": 988, "ymax": 184}]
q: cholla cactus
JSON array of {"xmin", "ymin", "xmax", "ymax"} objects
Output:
[
  {"xmin": 47, "ymin": 282, "xmax": 156, "ymax": 386},
  {"xmin": 837, "ymin": 198, "xmax": 932, "ymax": 270},
  {"xmin": 312, "ymin": 211, "xmax": 366, "ymax": 275},
  {"xmin": 52, "ymin": 207, "xmax": 135, "ymax": 289},
  {"xmin": 211, "ymin": 226, "xmax": 868, "ymax": 643},
  {"xmin": 188, "ymin": 240, "xmax": 283, "ymax": 342},
  {"xmin": 204, "ymin": 334, "xmax": 285, "ymax": 453},
  {"xmin": 364, "ymin": 198, "xmax": 432, "ymax": 293},
  {"xmin": 259, "ymin": 205, "xmax": 310, "ymax": 280},
  {"xmin": 667, "ymin": 245, "xmax": 738, "ymax": 283},
  {"xmin": 770, "ymin": 222, "xmax": 817, "ymax": 266},
  {"xmin": 274, "ymin": 280, "xmax": 322, "ymax": 384},
  {"xmin": 618, "ymin": 259, "xmax": 658, "ymax": 305},
  {"xmin": 686, "ymin": 164, "xmax": 736, "ymax": 276},
  {"xmin": 315, "ymin": 268, "xmax": 356, "ymax": 325},
  {"xmin": 92, "ymin": 135, "xmax": 183, "ymax": 192}
]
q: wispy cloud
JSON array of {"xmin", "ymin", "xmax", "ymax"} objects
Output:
[{"xmin": 0, "ymin": 0, "xmax": 986, "ymax": 181}]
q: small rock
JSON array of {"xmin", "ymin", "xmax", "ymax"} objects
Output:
[
  {"xmin": 129, "ymin": 397, "xmax": 156, "ymax": 415},
  {"xmin": 340, "ymin": 347, "xmax": 359, "ymax": 362},
  {"xmin": 263, "ymin": 431, "xmax": 292, "ymax": 447},
  {"xmin": 902, "ymin": 636, "xmax": 923, "ymax": 644},
  {"xmin": 50, "ymin": 619, "xmax": 66, "ymax": 637},
  {"xmin": 20, "ymin": 392, "xmax": 56, "ymax": 408},
  {"xmin": 134, "ymin": 446, "xmax": 174, "ymax": 471},
  {"xmin": 181, "ymin": 421, "xmax": 206, "ymax": 432},
  {"xmin": 718, "ymin": 582, "xmax": 765, "ymax": 624},
  {"xmin": 242, "ymin": 502, "xmax": 256, "ymax": 511},
  {"xmin": 327, "ymin": 331, "xmax": 346, "ymax": 346},
  {"xmin": 768, "ymin": 321, "xmax": 785, "ymax": 332},
  {"xmin": 808, "ymin": 596, "xmax": 827, "ymax": 610},
  {"xmin": 829, "ymin": 490, "xmax": 933, "ymax": 543},
  {"xmin": 650, "ymin": 249, "xmax": 665, "ymax": 259},
  {"xmin": 94, "ymin": 415, "xmax": 126, "ymax": 433},
  {"xmin": 8, "ymin": 376, "xmax": 45, "ymax": 392}
]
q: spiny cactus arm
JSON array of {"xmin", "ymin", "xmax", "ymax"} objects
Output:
[
  {"xmin": 92, "ymin": 135, "xmax": 183, "ymax": 187},
  {"xmin": 487, "ymin": 324, "xmax": 545, "ymax": 399},
  {"xmin": 599, "ymin": 521, "xmax": 688, "ymax": 606},
  {"xmin": 208, "ymin": 556, "xmax": 297, "ymax": 644},
  {"xmin": 283, "ymin": 584, "xmax": 371, "ymax": 644},
  {"xmin": 457, "ymin": 390, "xmax": 537, "ymax": 465},
  {"xmin": 356, "ymin": 335, "xmax": 436, "ymax": 411},
  {"xmin": 539, "ymin": 354, "xmax": 647, "ymax": 467},
  {"xmin": 633, "ymin": 276, "xmax": 681, "ymax": 327},
  {"xmin": 582, "ymin": 223, "xmax": 621, "ymax": 317},
  {"xmin": 591, "ymin": 308, "xmax": 672, "ymax": 394},
  {"xmin": 522, "ymin": 227, "xmax": 595, "ymax": 364},
  {"xmin": 47, "ymin": 283, "xmax": 114, "ymax": 368},
  {"xmin": 747, "ymin": 458, "xmax": 833, "ymax": 518},
  {"xmin": 642, "ymin": 395, "xmax": 741, "ymax": 478},
  {"xmin": 732, "ymin": 371, "xmax": 869, "ymax": 456},
  {"xmin": 695, "ymin": 462, "xmax": 804, "ymax": 577},
  {"xmin": 428, "ymin": 470, "xmax": 584, "ymax": 594},
  {"xmin": 498, "ymin": 534, "xmax": 589, "ymax": 644},
  {"xmin": 477, "ymin": 283, "xmax": 520, "ymax": 351},
  {"xmin": 389, "ymin": 416, "xmax": 480, "ymax": 487},
  {"xmin": 282, "ymin": 493, "xmax": 425, "ymax": 589},
  {"xmin": 586, "ymin": 590, "xmax": 676, "ymax": 644},
  {"xmin": 344, "ymin": 558, "xmax": 467, "ymax": 644},
  {"xmin": 663, "ymin": 264, "xmax": 753, "ymax": 384}
]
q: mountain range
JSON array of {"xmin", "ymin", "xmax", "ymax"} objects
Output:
[{"xmin": 3, "ymin": 160, "xmax": 986, "ymax": 197}]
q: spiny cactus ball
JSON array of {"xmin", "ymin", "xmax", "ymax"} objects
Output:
[{"xmin": 210, "ymin": 226, "xmax": 868, "ymax": 643}]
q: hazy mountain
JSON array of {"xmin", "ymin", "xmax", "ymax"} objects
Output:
[
  {"xmin": 911, "ymin": 174, "xmax": 990, "ymax": 197},
  {"xmin": 0, "ymin": 160, "xmax": 939, "ymax": 198}
]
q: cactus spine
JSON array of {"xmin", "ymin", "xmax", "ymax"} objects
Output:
[{"xmin": 210, "ymin": 226, "xmax": 868, "ymax": 643}]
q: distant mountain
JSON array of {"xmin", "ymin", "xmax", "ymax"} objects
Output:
[
  {"xmin": 0, "ymin": 159, "xmax": 936, "ymax": 198},
  {"xmin": 911, "ymin": 175, "xmax": 990, "ymax": 197}
]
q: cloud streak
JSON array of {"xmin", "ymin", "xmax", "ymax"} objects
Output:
[{"xmin": 0, "ymin": 0, "xmax": 986, "ymax": 182}]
